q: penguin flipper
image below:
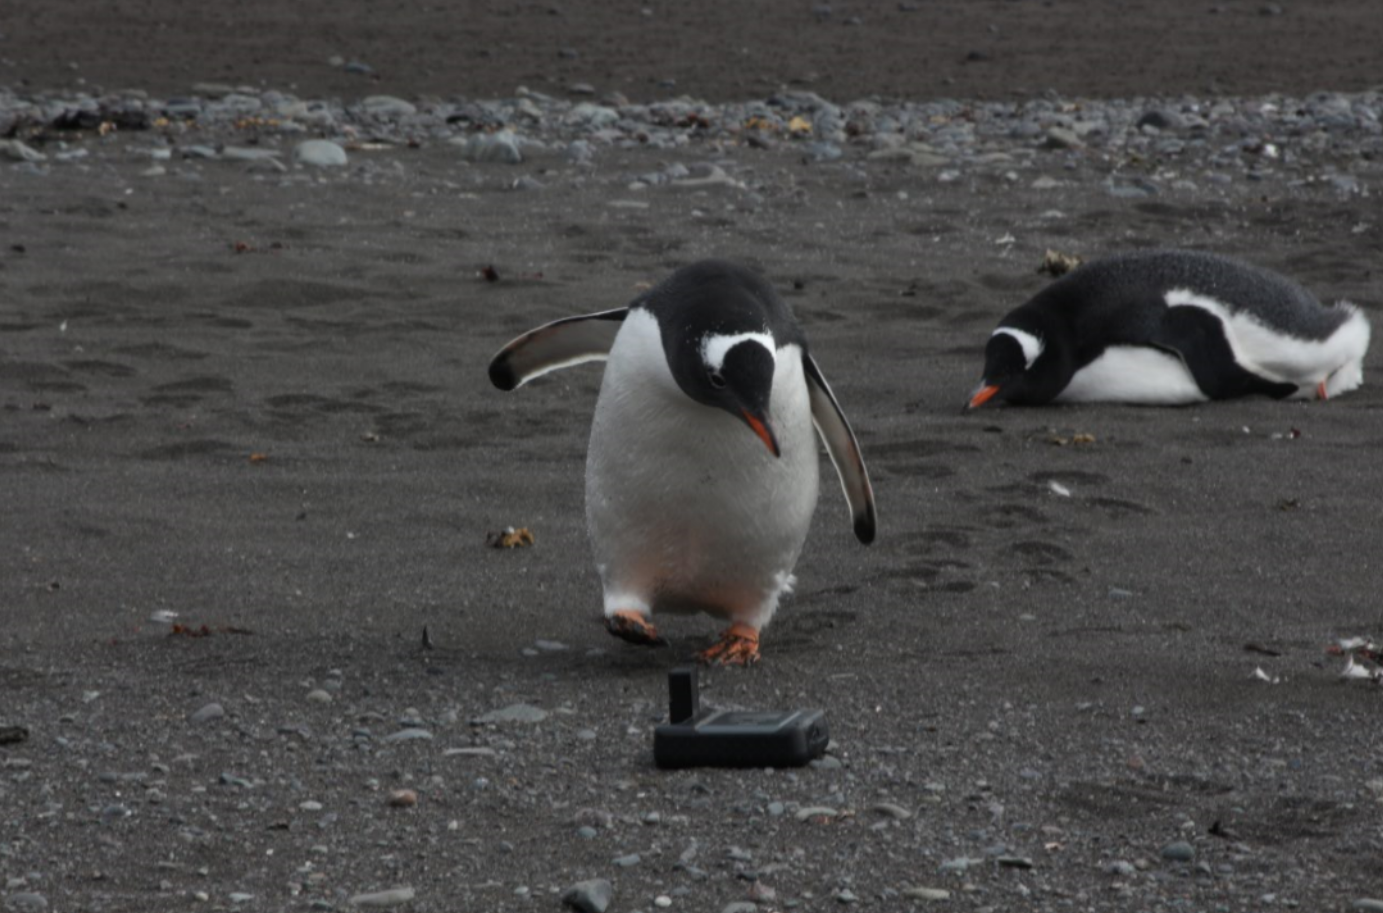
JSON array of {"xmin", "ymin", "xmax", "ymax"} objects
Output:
[
  {"xmin": 803, "ymin": 354, "xmax": 877, "ymax": 544},
  {"xmin": 1154, "ymin": 306, "xmax": 1298, "ymax": 400},
  {"xmin": 488, "ymin": 308, "xmax": 629, "ymax": 391}
]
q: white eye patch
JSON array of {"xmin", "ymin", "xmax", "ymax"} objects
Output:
[
  {"xmin": 701, "ymin": 331, "xmax": 776, "ymax": 371},
  {"xmin": 992, "ymin": 327, "xmax": 1044, "ymax": 369}
]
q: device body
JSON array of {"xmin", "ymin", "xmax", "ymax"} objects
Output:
[{"xmin": 652, "ymin": 668, "xmax": 830, "ymax": 769}]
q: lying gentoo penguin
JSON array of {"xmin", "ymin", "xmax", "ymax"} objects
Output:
[
  {"xmin": 967, "ymin": 249, "xmax": 1370, "ymax": 408},
  {"xmin": 489, "ymin": 260, "xmax": 876, "ymax": 665}
]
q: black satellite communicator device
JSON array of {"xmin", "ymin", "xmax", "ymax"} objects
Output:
[{"xmin": 653, "ymin": 667, "xmax": 829, "ymax": 769}]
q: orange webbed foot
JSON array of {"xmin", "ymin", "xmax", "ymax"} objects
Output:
[
  {"xmin": 697, "ymin": 622, "xmax": 761, "ymax": 666},
  {"xmin": 604, "ymin": 609, "xmax": 667, "ymax": 647}
]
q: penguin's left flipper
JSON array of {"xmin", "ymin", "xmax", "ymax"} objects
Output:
[
  {"xmin": 1154, "ymin": 306, "xmax": 1298, "ymax": 400},
  {"xmin": 803, "ymin": 354, "xmax": 877, "ymax": 544},
  {"xmin": 489, "ymin": 307, "xmax": 629, "ymax": 391}
]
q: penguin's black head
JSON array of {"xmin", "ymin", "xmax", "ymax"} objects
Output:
[
  {"xmin": 684, "ymin": 332, "xmax": 780, "ymax": 456},
  {"xmin": 642, "ymin": 260, "xmax": 802, "ymax": 456},
  {"xmin": 967, "ymin": 325, "xmax": 1066, "ymax": 408}
]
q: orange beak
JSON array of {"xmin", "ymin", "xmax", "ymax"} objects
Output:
[
  {"xmin": 741, "ymin": 409, "xmax": 781, "ymax": 457},
  {"xmin": 967, "ymin": 383, "xmax": 1000, "ymax": 410}
]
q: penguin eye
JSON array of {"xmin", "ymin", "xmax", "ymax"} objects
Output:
[{"xmin": 707, "ymin": 370, "xmax": 727, "ymax": 390}]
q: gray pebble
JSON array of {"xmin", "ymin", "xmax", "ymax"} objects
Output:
[
  {"xmin": 222, "ymin": 146, "xmax": 282, "ymax": 163},
  {"xmin": 562, "ymin": 878, "xmax": 613, "ymax": 913},
  {"xmin": 382, "ymin": 728, "xmax": 433, "ymax": 743},
  {"xmin": 902, "ymin": 887, "xmax": 950, "ymax": 901},
  {"xmin": 0, "ymin": 140, "xmax": 46, "ymax": 163},
  {"xmin": 612, "ymin": 853, "xmax": 641, "ymax": 867},
  {"xmin": 295, "ymin": 140, "xmax": 348, "ymax": 168},
  {"xmin": 348, "ymin": 886, "xmax": 415, "ymax": 907},
  {"xmin": 1161, "ymin": 841, "xmax": 1196, "ymax": 862},
  {"xmin": 188, "ymin": 702, "xmax": 224, "ymax": 724},
  {"xmin": 453, "ymin": 131, "xmax": 524, "ymax": 164},
  {"xmin": 1044, "ymin": 126, "xmax": 1084, "ymax": 150},
  {"xmin": 361, "ymin": 95, "xmax": 416, "ymax": 117},
  {"xmin": 721, "ymin": 905, "xmax": 758, "ymax": 913},
  {"xmin": 3, "ymin": 893, "xmax": 48, "ymax": 912},
  {"xmin": 1353, "ymin": 901, "xmax": 1383, "ymax": 912}
]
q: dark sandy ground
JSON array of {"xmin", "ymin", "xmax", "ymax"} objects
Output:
[{"xmin": 3, "ymin": 2, "xmax": 1383, "ymax": 912}]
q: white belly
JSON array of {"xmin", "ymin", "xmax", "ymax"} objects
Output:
[
  {"xmin": 585, "ymin": 313, "xmax": 818, "ymax": 624},
  {"xmin": 1056, "ymin": 345, "xmax": 1208, "ymax": 405}
]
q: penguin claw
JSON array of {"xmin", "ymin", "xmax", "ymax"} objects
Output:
[
  {"xmin": 604, "ymin": 610, "xmax": 667, "ymax": 647},
  {"xmin": 697, "ymin": 623, "xmax": 761, "ymax": 666}
]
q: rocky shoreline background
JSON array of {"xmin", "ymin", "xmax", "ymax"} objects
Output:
[{"xmin": 3, "ymin": 82, "xmax": 1380, "ymax": 199}]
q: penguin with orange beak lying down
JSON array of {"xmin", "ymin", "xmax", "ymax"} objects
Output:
[
  {"xmin": 967, "ymin": 249, "xmax": 1370, "ymax": 409},
  {"xmin": 489, "ymin": 260, "xmax": 876, "ymax": 665}
]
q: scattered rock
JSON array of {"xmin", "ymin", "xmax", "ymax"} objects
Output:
[
  {"xmin": 903, "ymin": 887, "xmax": 950, "ymax": 901},
  {"xmin": 453, "ymin": 130, "xmax": 524, "ymax": 164},
  {"xmin": 348, "ymin": 887, "xmax": 416, "ymax": 908},
  {"xmin": 295, "ymin": 139, "xmax": 348, "ymax": 167},
  {"xmin": 189, "ymin": 702, "xmax": 225, "ymax": 724},
  {"xmin": 1161, "ymin": 841, "xmax": 1196, "ymax": 862},
  {"xmin": 561, "ymin": 879, "xmax": 612, "ymax": 913}
]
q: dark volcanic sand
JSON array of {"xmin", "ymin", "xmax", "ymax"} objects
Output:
[
  {"xmin": 6, "ymin": 0, "xmax": 1383, "ymax": 103},
  {"xmin": 2, "ymin": 2, "xmax": 1383, "ymax": 912}
]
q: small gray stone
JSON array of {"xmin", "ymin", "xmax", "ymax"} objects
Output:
[
  {"xmin": 4, "ymin": 893, "xmax": 48, "ymax": 912},
  {"xmin": 562, "ymin": 879, "xmax": 613, "ymax": 913},
  {"xmin": 382, "ymin": 728, "xmax": 434, "ymax": 743},
  {"xmin": 902, "ymin": 887, "xmax": 950, "ymax": 901},
  {"xmin": 222, "ymin": 146, "xmax": 282, "ymax": 163},
  {"xmin": 1107, "ymin": 860, "xmax": 1137, "ymax": 876},
  {"xmin": 1161, "ymin": 841, "xmax": 1196, "ymax": 862},
  {"xmin": 453, "ymin": 131, "xmax": 524, "ymax": 164},
  {"xmin": 295, "ymin": 140, "xmax": 348, "ymax": 168},
  {"xmin": 348, "ymin": 887, "xmax": 415, "ymax": 907},
  {"xmin": 361, "ymin": 95, "xmax": 417, "ymax": 117},
  {"xmin": 0, "ymin": 140, "xmax": 46, "ymax": 163},
  {"xmin": 1352, "ymin": 900, "xmax": 1383, "ymax": 912},
  {"xmin": 1044, "ymin": 126, "xmax": 1084, "ymax": 150},
  {"xmin": 612, "ymin": 853, "xmax": 641, "ymax": 867},
  {"xmin": 939, "ymin": 856, "xmax": 977, "ymax": 873},
  {"xmin": 472, "ymin": 703, "xmax": 547, "ymax": 724},
  {"xmin": 189, "ymin": 702, "xmax": 224, "ymax": 724},
  {"xmin": 721, "ymin": 905, "xmax": 758, "ymax": 913}
]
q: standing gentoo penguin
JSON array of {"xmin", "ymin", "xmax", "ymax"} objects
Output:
[
  {"xmin": 966, "ymin": 249, "xmax": 1370, "ymax": 408},
  {"xmin": 489, "ymin": 260, "xmax": 876, "ymax": 665}
]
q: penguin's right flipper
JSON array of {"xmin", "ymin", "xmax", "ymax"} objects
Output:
[
  {"xmin": 1154, "ymin": 306, "xmax": 1298, "ymax": 400},
  {"xmin": 803, "ymin": 354, "xmax": 877, "ymax": 545},
  {"xmin": 489, "ymin": 308, "xmax": 629, "ymax": 391}
]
